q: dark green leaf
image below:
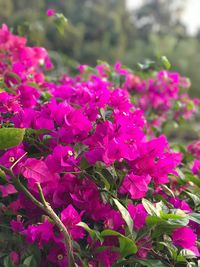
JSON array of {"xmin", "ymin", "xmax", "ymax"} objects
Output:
[{"xmin": 112, "ymin": 258, "xmax": 166, "ymax": 267}]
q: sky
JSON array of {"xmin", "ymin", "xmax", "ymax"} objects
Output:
[{"xmin": 127, "ymin": 0, "xmax": 200, "ymax": 35}]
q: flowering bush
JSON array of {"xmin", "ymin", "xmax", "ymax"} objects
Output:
[{"xmin": 0, "ymin": 24, "xmax": 200, "ymax": 267}]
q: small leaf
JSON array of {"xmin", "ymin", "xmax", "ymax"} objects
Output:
[
  {"xmin": 160, "ymin": 56, "xmax": 171, "ymax": 70},
  {"xmin": 23, "ymin": 256, "xmax": 37, "ymax": 267},
  {"xmin": 95, "ymin": 171, "xmax": 111, "ymax": 190},
  {"xmin": 112, "ymin": 258, "xmax": 166, "ymax": 267},
  {"xmin": 146, "ymin": 216, "xmax": 164, "ymax": 226},
  {"xmin": 77, "ymin": 222, "xmax": 102, "ymax": 242},
  {"xmin": 3, "ymin": 256, "xmax": 14, "ymax": 267},
  {"xmin": 118, "ymin": 236, "xmax": 137, "ymax": 257},
  {"xmin": 187, "ymin": 173, "xmax": 200, "ymax": 187},
  {"xmin": 159, "ymin": 241, "xmax": 177, "ymax": 259},
  {"xmin": 0, "ymin": 128, "xmax": 25, "ymax": 150},
  {"xmin": 113, "ymin": 198, "xmax": 133, "ymax": 235},
  {"xmin": 179, "ymin": 249, "xmax": 196, "ymax": 259},
  {"xmin": 159, "ymin": 211, "xmax": 186, "ymax": 220},
  {"xmin": 101, "ymin": 229, "xmax": 137, "ymax": 257},
  {"xmin": 188, "ymin": 213, "xmax": 200, "ymax": 225},
  {"xmin": 161, "ymin": 184, "xmax": 175, "ymax": 198},
  {"xmin": 99, "ymin": 108, "xmax": 106, "ymax": 121},
  {"xmin": 142, "ymin": 198, "xmax": 158, "ymax": 216},
  {"xmin": 185, "ymin": 191, "xmax": 200, "ymax": 207},
  {"xmin": 54, "ymin": 13, "xmax": 68, "ymax": 35},
  {"xmin": 0, "ymin": 169, "xmax": 7, "ymax": 184}
]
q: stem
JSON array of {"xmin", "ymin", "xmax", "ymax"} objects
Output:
[
  {"xmin": 10, "ymin": 152, "xmax": 27, "ymax": 171},
  {"xmin": 0, "ymin": 165, "xmax": 76, "ymax": 267}
]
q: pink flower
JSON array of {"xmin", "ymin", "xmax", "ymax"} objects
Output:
[
  {"xmin": 128, "ymin": 203, "xmax": 147, "ymax": 230},
  {"xmin": 20, "ymin": 158, "xmax": 60, "ymax": 196},
  {"xmin": 47, "ymin": 242, "xmax": 68, "ymax": 267},
  {"xmin": 9, "ymin": 251, "xmax": 20, "ymax": 265},
  {"xmin": 104, "ymin": 210, "xmax": 124, "ymax": 231},
  {"xmin": 21, "ymin": 158, "xmax": 56, "ymax": 184},
  {"xmin": 10, "ymin": 220, "xmax": 24, "ymax": 233},
  {"xmin": 119, "ymin": 173, "xmax": 151, "ymax": 199},
  {"xmin": 136, "ymin": 236, "xmax": 152, "ymax": 258},
  {"xmin": 24, "ymin": 220, "xmax": 55, "ymax": 248},
  {"xmin": 192, "ymin": 159, "xmax": 200, "ymax": 175},
  {"xmin": 61, "ymin": 204, "xmax": 84, "ymax": 240},
  {"xmin": 188, "ymin": 141, "xmax": 200, "ymax": 159},
  {"xmin": 169, "ymin": 197, "xmax": 192, "ymax": 212},
  {"xmin": 172, "ymin": 227, "xmax": 200, "ymax": 256},
  {"xmin": 0, "ymin": 184, "xmax": 17, "ymax": 197},
  {"xmin": 46, "ymin": 9, "xmax": 55, "ymax": 17},
  {"xmin": 45, "ymin": 145, "xmax": 77, "ymax": 173}
]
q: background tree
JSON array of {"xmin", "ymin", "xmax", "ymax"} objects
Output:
[{"xmin": 0, "ymin": 0, "xmax": 199, "ymax": 96}]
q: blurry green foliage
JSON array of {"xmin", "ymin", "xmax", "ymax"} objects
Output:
[{"xmin": 0, "ymin": 0, "xmax": 199, "ymax": 96}]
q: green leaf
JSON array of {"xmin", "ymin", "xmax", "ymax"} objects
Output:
[
  {"xmin": 101, "ymin": 229, "xmax": 121, "ymax": 237},
  {"xmin": 99, "ymin": 108, "xmax": 106, "ymax": 121},
  {"xmin": 54, "ymin": 13, "xmax": 68, "ymax": 35},
  {"xmin": 25, "ymin": 128, "xmax": 51, "ymax": 136},
  {"xmin": 184, "ymin": 171, "xmax": 200, "ymax": 187},
  {"xmin": 23, "ymin": 256, "xmax": 37, "ymax": 267},
  {"xmin": 6, "ymin": 72, "xmax": 21, "ymax": 83},
  {"xmin": 113, "ymin": 198, "xmax": 133, "ymax": 235},
  {"xmin": 101, "ymin": 229, "xmax": 137, "ymax": 257},
  {"xmin": 118, "ymin": 235, "xmax": 137, "ymax": 257},
  {"xmin": 0, "ymin": 169, "xmax": 7, "ymax": 184},
  {"xmin": 161, "ymin": 184, "xmax": 175, "ymax": 198},
  {"xmin": 179, "ymin": 249, "xmax": 196, "ymax": 259},
  {"xmin": 159, "ymin": 211, "xmax": 186, "ymax": 220},
  {"xmin": 142, "ymin": 198, "xmax": 158, "ymax": 216},
  {"xmin": 146, "ymin": 215, "xmax": 164, "ymax": 226},
  {"xmin": 17, "ymin": 22, "xmax": 30, "ymax": 36},
  {"xmin": 185, "ymin": 191, "xmax": 200, "ymax": 207},
  {"xmin": 3, "ymin": 256, "xmax": 14, "ymax": 267},
  {"xmin": 0, "ymin": 128, "xmax": 25, "ymax": 150},
  {"xmin": 112, "ymin": 258, "xmax": 166, "ymax": 267},
  {"xmin": 77, "ymin": 222, "xmax": 102, "ymax": 242},
  {"xmin": 94, "ymin": 171, "xmax": 111, "ymax": 190},
  {"xmin": 159, "ymin": 241, "xmax": 177, "ymax": 259},
  {"xmin": 160, "ymin": 56, "xmax": 171, "ymax": 70},
  {"xmin": 188, "ymin": 213, "xmax": 200, "ymax": 225},
  {"xmin": 80, "ymin": 157, "xmax": 90, "ymax": 170}
]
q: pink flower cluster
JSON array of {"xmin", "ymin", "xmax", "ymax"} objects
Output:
[
  {"xmin": 0, "ymin": 25, "xmax": 200, "ymax": 267},
  {"xmin": 124, "ymin": 70, "xmax": 199, "ymax": 128}
]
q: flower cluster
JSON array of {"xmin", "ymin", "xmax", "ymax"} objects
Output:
[{"xmin": 0, "ymin": 25, "xmax": 200, "ymax": 267}]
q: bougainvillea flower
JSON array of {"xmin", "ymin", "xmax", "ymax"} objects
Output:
[
  {"xmin": 23, "ymin": 220, "xmax": 55, "ymax": 248},
  {"xmin": 46, "ymin": 9, "xmax": 55, "ymax": 17},
  {"xmin": 61, "ymin": 204, "xmax": 84, "ymax": 240},
  {"xmin": 128, "ymin": 203, "xmax": 148, "ymax": 230},
  {"xmin": 119, "ymin": 173, "xmax": 151, "ymax": 199},
  {"xmin": 192, "ymin": 159, "xmax": 200, "ymax": 175},
  {"xmin": 172, "ymin": 227, "xmax": 200, "ymax": 256}
]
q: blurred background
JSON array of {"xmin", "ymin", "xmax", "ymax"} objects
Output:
[{"xmin": 0, "ymin": 0, "xmax": 200, "ymax": 96}]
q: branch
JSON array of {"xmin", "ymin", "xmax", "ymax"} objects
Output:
[
  {"xmin": 0, "ymin": 165, "xmax": 76, "ymax": 267},
  {"xmin": 36, "ymin": 182, "xmax": 75, "ymax": 266}
]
